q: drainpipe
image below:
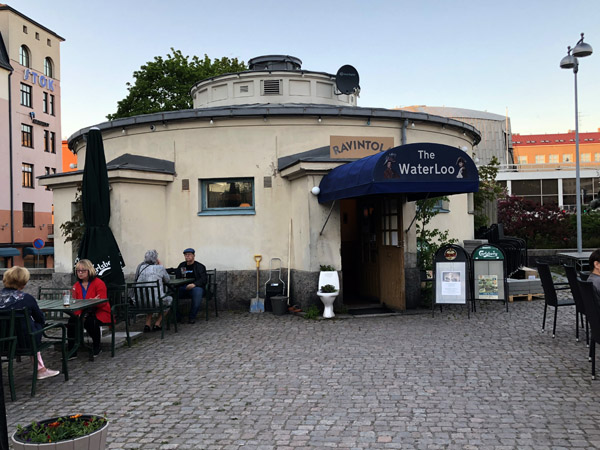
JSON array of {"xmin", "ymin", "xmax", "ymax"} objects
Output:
[
  {"xmin": 8, "ymin": 70, "xmax": 14, "ymax": 244},
  {"xmin": 402, "ymin": 119, "xmax": 408, "ymax": 145}
]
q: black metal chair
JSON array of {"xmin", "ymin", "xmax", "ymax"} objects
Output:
[
  {"xmin": 0, "ymin": 309, "xmax": 17, "ymax": 401},
  {"xmin": 127, "ymin": 280, "xmax": 175, "ymax": 339},
  {"xmin": 38, "ymin": 286, "xmax": 71, "ymax": 323},
  {"xmin": 563, "ymin": 264, "xmax": 588, "ymax": 344},
  {"xmin": 2, "ymin": 307, "xmax": 69, "ymax": 397},
  {"xmin": 577, "ymin": 280, "xmax": 600, "ymax": 380},
  {"xmin": 175, "ymin": 269, "xmax": 218, "ymax": 321},
  {"xmin": 537, "ymin": 261, "xmax": 575, "ymax": 338},
  {"xmin": 106, "ymin": 285, "xmax": 131, "ymax": 357}
]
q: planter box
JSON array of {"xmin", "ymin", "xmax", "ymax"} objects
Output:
[{"xmin": 12, "ymin": 415, "xmax": 108, "ymax": 450}]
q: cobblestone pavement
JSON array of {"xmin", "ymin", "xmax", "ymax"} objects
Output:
[{"xmin": 4, "ymin": 298, "xmax": 600, "ymax": 449}]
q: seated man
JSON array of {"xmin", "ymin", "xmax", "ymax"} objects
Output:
[{"xmin": 176, "ymin": 248, "xmax": 207, "ymax": 324}]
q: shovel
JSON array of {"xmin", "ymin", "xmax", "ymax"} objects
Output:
[{"xmin": 250, "ymin": 255, "xmax": 264, "ymax": 313}]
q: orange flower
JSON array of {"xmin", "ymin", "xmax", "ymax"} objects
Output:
[
  {"xmin": 48, "ymin": 422, "xmax": 61, "ymax": 428},
  {"xmin": 69, "ymin": 414, "xmax": 82, "ymax": 419}
]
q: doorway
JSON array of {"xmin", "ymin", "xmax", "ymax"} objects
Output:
[{"xmin": 340, "ymin": 196, "xmax": 405, "ymax": 310}]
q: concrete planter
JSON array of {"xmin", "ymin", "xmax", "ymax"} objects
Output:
[{"xmin": 12, "ymin": 415, "xmax": 108, "ymax": 450}]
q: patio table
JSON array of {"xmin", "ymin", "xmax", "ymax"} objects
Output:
[
  {"xmin": 557, "ymin": 251, "xmax": 592, "ymax": 278},
  {"xmin": 38, "ymin": 297, "xmax": 110, "ymax": 361}
]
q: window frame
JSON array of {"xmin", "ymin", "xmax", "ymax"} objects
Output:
[
  {"xmin": 44, "ymin": 130, "xmax": 49, "ymax": 152},
  {"xmin": 50, "ymin": 132, "xmax": 56, "ymax": 153},
  {"xmin": 22, "ymin": 202, "xmax": 34, "ymax": 228},
  {"xmin": 22, "ymin": 163, "xmax": 34, "ymax": 188},
  {"xmin": 199, "ymin": 178, "xmax": 255, "ymax": 216},
  {"xmin": 49, "ymin": 94, "xmax": 55, "ymax": 116},
  {"xmin": 43, "ymin": 92, "xmax": 48, "ymax": 113},
  {"xmin": 20, "ymin": 83, "xmax": 32, "ymax": 107},
  {"xmin": 21, "ymin": 124, "xmax": 33, "ymax": 148},
  {"xmin": 44, "ymin": 57, "xmax": 54, "ymax": 78},
  {"xmin": 19, "ymin": 45, "xmax": 30, "ymax": 67}
]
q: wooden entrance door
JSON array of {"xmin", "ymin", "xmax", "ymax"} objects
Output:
[
  {"xmin": 358, "ymin": 199, "xmax": 380, "ymax": 302},
  {"xmin": 378, "ymin": 197, "xmax": 405, "ymax": 310}
]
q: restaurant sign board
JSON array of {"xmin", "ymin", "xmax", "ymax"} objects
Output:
[{"xmin": 330, "ymin": 136, "xmax": 394, "ymax": 159}]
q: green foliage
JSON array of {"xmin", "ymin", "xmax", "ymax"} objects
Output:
[
  {"xmin": 498, "ymin": 196, "xmax": 572, "ymax": 248},
  {"xmin": 304, "ymin": 305, "xmax": 320, "ymax": 320},
  {"xmin": 319, "ymin": 265, "xmax": 335, "ymax": 271},
  {"xmin": 319, "ymin": 284, "xmax": 338, "ymax": 293},
  {"xmin": 473, "ymin": 156, "xmax": 506, "ymax": 229},
  {"xmin": 573, "ymin": 210, "xmax": 600, "ymax": 248},
  {"xmin": 107, "ymin": 49, "xmax": 247, "ymax": 120},
  {"xmin": 15, "ymin": 415, "xmax": 107, "ymax": 444},
  {"xmin": 59, "ymin": 186, "xmax": 84, "ymax": 247},
  {"xmin": 415, "ymin": 197, "xmax": 457, "ymax": 271}
]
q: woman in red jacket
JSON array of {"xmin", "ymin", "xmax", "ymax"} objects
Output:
[{"xmin": 67, "ymin": 259, "xmax": 111, "ymax": 358}]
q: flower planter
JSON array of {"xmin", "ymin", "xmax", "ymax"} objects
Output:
[{"xmin": 12, "ymin": 414, "xmax": 108, "ymax": 450}]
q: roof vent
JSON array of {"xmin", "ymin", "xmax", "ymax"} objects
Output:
[
  {"xmin": 262, "ymin": 79, "xmax": 282, "ymax": 95},
  {"xmin": 249, "ymin": 55, "xmax": 302, "ymax": 71}
]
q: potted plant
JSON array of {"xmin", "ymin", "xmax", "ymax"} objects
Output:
[
  {"xmin": 319, "ymin": 265, "xmax": 335, "ymax": 272},
  {"xmin": 12, "ymin": 414, "xmax": 108, "ymax": 449},
  {"xmin": 320, "ymin": 284, "xmax": 338, "ymax": 293}
]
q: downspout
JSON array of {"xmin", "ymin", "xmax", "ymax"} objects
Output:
[
  {"xmin": 8, "ymin": 70, "xmax": 14, "ymax": 244},
  {"xmin": 402, "ymin": 119, "xmax": 408, "ymax": 145}
]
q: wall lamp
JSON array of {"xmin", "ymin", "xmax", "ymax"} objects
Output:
[
  {"xmin": 318, "ymin": 116, "xmax": 322, "ymax": 123},
  {"xmin": 366, "ymin": 118, "xmax": 371, "ymax": 126},
  {"xmin": 411, "ymin": 122, "xmax": 415, "ymax": 128},
  {"xmin": 311, "ymin": 186, "xmax": 320, "ymax": 196},
  {"xmin": 263, "ymin": 115, "xmax": 267, "ymax": 122},
  {"xmin": 121, "ymin": 128, "xmax": 126, "ymax": 134},
  {"xmin": 0, "ymin": 223, "xmax": 8, "ymax": 230},
  {"xmin": 210, "ymin": 118, "xmax": 214, "ymax": 125}
]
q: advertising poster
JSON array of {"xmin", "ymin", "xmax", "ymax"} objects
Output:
[
  {"xmin": 477, "ymin": 275, "xmax": 499, "ymax": 299},
  {"xmin": 435, "ymin": 262, "xmax": 466, "ymax": 304}
]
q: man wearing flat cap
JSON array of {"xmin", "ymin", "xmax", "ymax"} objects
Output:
[{"xmin": 176, "ymin": 248, "xmax": 207, "ymax": 324}]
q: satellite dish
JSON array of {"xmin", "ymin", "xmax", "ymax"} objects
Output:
[{"xmin": 335, "ymin": 65, "xmax": 360, "ymax": 95}]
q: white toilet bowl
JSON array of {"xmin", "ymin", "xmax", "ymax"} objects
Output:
[{"xmin": 317, "ymin": 271, "xmax": 340, "ymax": 319}]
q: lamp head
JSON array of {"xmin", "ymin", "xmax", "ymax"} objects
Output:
[
  {"xmin": 311, "ymin": 186, "xmax": 320, "ymax": 196},
  {"xmin": 560, "ymin": 47, "xmax": 578, "ymax": 69},
  {"xmin": 573, "ymin": 33, "xmax": 593, "ymax": 57}
]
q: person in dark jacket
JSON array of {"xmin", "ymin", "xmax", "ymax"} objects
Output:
[
  {"xmin": 0, "ymin": 266, "xmax": 60, "ymax": 380},
  {"xmin": 175, "ymin": 248, "xmax": 207, "ymax": 324}
]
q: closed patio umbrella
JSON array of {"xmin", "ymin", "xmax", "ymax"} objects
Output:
[{"xmin": 77, "ymin": 127, "xmax": 125, "ymax": 287}]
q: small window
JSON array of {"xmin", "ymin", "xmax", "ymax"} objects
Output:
[
  {"xmin": 549, "ymin": 154, "xmax": 559, "ymax": 163},
  {"xmin": 43, "ymin": 92, "xmax": 48, "ymax": 113},
  {"xmin": 581, "ymin": 153, "xmax": 591, "ymax": 162},
  {"xmin": 47, "ymin": 38, "xmax": 51, "ymax": 47},
  {"xmin": 22, "ymin": 202, "xmax": 34, "ymax": 228},
  {"xmin": 35, "ymin": 32, "xmax": 40, "ymax": 40},
  {"xmin": 518, "ymin": 156, "xmax": 528, "ymax": 164},
  {"xmin": 563, "ymin": 154, "xmax": 572, "ymax": 162},
  {"xmin": 21, "ymin": 124, "xmax": 33, "ymax": 148},
  {"xmin": 19, "ymin": 45, "xmax": 30, "ymax": 67},
  {"xmin": 44, "ymin": 130, "xmax": 49, "ymax": 152},
  {"xmin": 595, "ymin": 153, "xmax": 600, "ymax": 162},
  {"xmin": 200, "ymin": 178, "xmax": 255, "ymax": 215},
  {"xmin": 22, "ymin": 163, "xmax": 34, "ymax": 188},
  {"xmin": 50, "ymin": 132, "xmax": 56, "ymax": 153},
  {"xmin": 20, "ymin": 83, "xmax": 32, "ymax": 107},
  {"xmin": 23, "ymin": 25, "xmax": 28, "ymax": 34},
  {"xmin": 49, "ymin": 94, "xmax": 55, "ymax": 116},
  {"xmin": 44, "ymin": 57, "xmax": 54, "ymax": 78},
  {"xmin": 535, "ymin": 155, "xmax": 545, "ymax": 164}
]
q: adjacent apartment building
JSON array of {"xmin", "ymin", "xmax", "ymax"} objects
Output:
[
  {"xmin": 499, "ymin": 129, "xmax": 600, "ymax": 208},
  {"xmin": 0, "ymin": 4, "xmax": 63, "ymax": 268}
]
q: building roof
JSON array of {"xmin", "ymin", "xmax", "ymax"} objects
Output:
[
  {"xmin": 512, "ymin": 130, "xmax": 600, "ymax": 146},
  {"xmin": 107, "ymin": 153, "xmax": 175, "ymax": 174},
  {"xmin": 398, "ymin": 105, "xmax": 507, "ymax": 122},
  {"xmin": 0, "ymin": 31, "xmax": 12, "ymax": 71},
  {"xmin": 0, "ymin": 4, "xmax": 65, "ymax": 41},
  {"xmin": 67, "ymin": 103, "xmax": 482, "ymax": 149}
]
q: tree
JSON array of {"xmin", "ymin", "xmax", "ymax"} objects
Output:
[
  {"xmin": 107, "ymin": 49, "xmax": 247, "ymax": 120},
  {"xmin": 59, "ymin": 186, "xmax": 84, "ymax": 248},
  {"xmin": 415, "ymin": 197, "xmax": 457, "ymax": 271},
  {"xmin": 473, "ymin": 156, "xmax": 506, "ymax": 230}
]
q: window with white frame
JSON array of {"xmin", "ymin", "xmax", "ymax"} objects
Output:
[
  {"xmin": 200, "ymin": 178, "xmax": 254, "ymax": 215},
  {"xmin": 549, "ymin": 154, "xmax": 559, "ymax": 163},
  {"xmin": 518, "ymin": 155, "xmax": 528, "ymax": 164},
  {"xmin": 563, "ymin": 154, "xmax": 572, "ymax": 162},
  {"xmin": 581, "ymin": 153, "xmax": 591, "ymax": 162},
  {"xmin": 19, "ymin": 45, "xmax": 30, "ymax": 67},
  {"xmin": 44, "ymin": 57, "xmax": 54, "ymax": 78},
  {"xmin": 535, "ymin": 155, "xmax": 545, "ymax": 164},
  {"xmin": 20, "ymin": 83, "xmax": 32, "ymax": 107}
]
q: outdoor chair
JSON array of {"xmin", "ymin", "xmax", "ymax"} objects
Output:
[
  {"xmin": 38, "ymin": 286, "xmax": 71, "ymax": 323},
  {"xmin": 175, "ymin": 269, "xmax": 218, "ymax": 321},
  {"xmin": 537, "ymin": 261, "xmax": 575, "ymax": 338},
  {"xmin": 106, "ymin": 285, "xmax": 131, "ymax": 357},
  {"xmin": 126, "ymin": 280, "xmax": 175, "ymax": 339},
  {"xmin": 563, "ymin": 264, "xmax": 588, "ymax": 344},
  {"xmin": 1, "ymin": 307, "xmax": 69, "ymax": 397},
  {"xmin": 577, "ymin": 280, "xmax": 600, "ymax": 380},
  {"xmin": 0, "ymin": 309, "xmax": 17, "ymax": 401}
]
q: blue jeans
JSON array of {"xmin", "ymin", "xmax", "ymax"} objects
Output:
[{"xmin": 178, "ymin": 286, "xmax": 204, "ymax": 320}]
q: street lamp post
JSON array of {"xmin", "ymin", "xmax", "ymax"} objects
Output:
[{"xmin": 560, "ymin": 33, "xmax": 593, "ymax": 254}]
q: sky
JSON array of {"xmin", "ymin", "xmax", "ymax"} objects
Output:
[{"xmin": 13, "ymin": 0, "xmax": 600, "ymax": 140}]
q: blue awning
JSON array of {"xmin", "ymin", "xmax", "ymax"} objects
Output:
[
  {"xmin": 24, "ymin": 247, "xmax": 54, "ymax": 256},
  {"xmin": 0, "ymin": 248, "xmax": 20, "ymax": 257},
  {"xmin": 318, "ymin": 143, "xmax": 479, "ymax": 203}
]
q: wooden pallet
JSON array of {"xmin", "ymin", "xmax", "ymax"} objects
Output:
[{"xmin": 508, "ymin": 293, "xmax": 543, "ymax": 302}]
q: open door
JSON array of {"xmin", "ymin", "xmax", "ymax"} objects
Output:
[{"xmin": 378, "ymin": 197, "xmax": 405, "ymax": 310}]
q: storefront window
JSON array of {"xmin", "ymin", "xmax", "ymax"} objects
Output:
[{"xmin": 200, "ymin": 178, "xmax": 254, "ymax": 215}]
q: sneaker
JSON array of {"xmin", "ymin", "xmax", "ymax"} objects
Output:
[
  {"xmin": 68, "ymin": 352, "xmax": 78, "ymax": 361},
  {"xmin": 93, "ymin": 347, "xmax": 102, "ymax": 358},
  {"xmin": 37, "ymin": 368, "xmax": 60, "ymax": 380}
]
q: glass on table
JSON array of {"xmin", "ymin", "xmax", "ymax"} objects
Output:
[
  {"xmin": 180, "ymin": 267, "xmax": 186, "ymax": 278},
  {"xmin": 61, "ymin": 289, "xmax": 72, "ymax": 307}
]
